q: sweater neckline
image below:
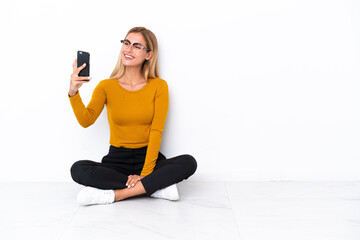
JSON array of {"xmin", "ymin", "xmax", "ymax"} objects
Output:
[{"xmin": 113, "ymin": 78, "xmax": 151, "ymax": 94}]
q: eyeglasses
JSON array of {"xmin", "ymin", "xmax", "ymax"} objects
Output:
[{"xmin": 120, "ymin": 39, "xmax": 151, "ymax": 52}]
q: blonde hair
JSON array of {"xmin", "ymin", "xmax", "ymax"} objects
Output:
[{"xmin": 109, "ymin": 27, "xmax": 159, "ymax": 80}]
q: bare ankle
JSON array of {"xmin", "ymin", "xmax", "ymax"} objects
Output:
[
  {"xmin": 114, "ymin": 189, "xmax": 125, "ymax": 201},
  {"xmin": 114, "ymin": 182, "xmax": 146, "ymax": 201}
]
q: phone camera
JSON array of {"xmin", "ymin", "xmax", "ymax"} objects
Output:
[{"xmin": 79, "ymin": 51, "xmax": 82, "ymax": 54}]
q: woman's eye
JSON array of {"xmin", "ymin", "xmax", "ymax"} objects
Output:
[
  {"xmin": 124, "ymin": 42, "xmax": 130, "ymax": 46},
  {"xmin": 135, "ymin": 45, "xmax": 141, "ymax": 49}
]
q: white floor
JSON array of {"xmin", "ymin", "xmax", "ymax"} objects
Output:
[{"xmin": 1, "ymin": 181, "xmax": 359, "ymax": 240}]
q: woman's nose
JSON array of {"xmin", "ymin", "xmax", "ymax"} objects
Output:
[{"xmin": 126, "ymin": 44, "xmax": 134, "ymax": 52}]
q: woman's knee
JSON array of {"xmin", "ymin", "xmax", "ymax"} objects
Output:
[
  {"xmin": 182, "ymin": 154, "xmax": 197, "ymax": 176},
  {"xmin": 70, "ymin": 160, "xmax": 88, "ymax": 184}
]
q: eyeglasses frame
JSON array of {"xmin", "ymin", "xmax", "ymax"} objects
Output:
[{"xmin": 120, "ymin": 39, "xmax": 151, "ymax": 52}]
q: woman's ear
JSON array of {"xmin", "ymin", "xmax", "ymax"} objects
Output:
[{"xmin": 145, "ymin": 51, "xmax": 153, "ymax": 61}]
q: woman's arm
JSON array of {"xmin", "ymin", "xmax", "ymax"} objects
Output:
[
  {"xmin": 69, "ymin": 83, "xmax": 106, "ymax": 128},
  {"xmin": 140, "ymin": 80, "xmax": 169, "ymax": 176},
  {"xmin": 68, "ymin": 58, "xmax": 105, "ymax": 128}
]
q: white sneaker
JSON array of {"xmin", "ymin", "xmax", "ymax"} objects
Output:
[
  {"xmin": 76, "ymin": 186, "xmax": 115, "ymax": 206},
  {"xmin": 151, "ymin": 184, "xmax": 179, "ymax": 201}
]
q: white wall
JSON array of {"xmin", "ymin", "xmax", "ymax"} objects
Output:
[{"xmin": 0, "ymin": 0, "xmax": 359, "ymax": 181}]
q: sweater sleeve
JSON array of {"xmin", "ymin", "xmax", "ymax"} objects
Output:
[
  {"xmin": 140, "ymin": 81, "xmax": 169, "ymax": 176},
  {"xmin": 68, "ymin": 83, "xmax": 106, "ymax": 128}
]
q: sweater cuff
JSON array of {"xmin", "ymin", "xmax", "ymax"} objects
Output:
[
  {"xmin": 68, "ymin": 91, "xmax": 80, "ymax": 100},
  {"xmin": 140, "ymin": 170, "xmax": 153, "ymax": 176}
]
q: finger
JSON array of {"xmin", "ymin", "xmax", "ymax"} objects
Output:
[
  {"xmin": 130, "ymin": 180, "xmax": 137, "ymax": 188},
  {"xmin": 128, "ymin": 181, "xmax": 134, "ymax": 188},
  {"xmin": 126, "ymin": 176, "xmax": 132, "ymax": 187},
  {"xmin": 72, "ymin": 79, "xmax": 89, "ymax": 84},
  {"xmin": 71, "ymin": 78, "xmax": 91, "ymax": 83},
  {"xmin": 129, "ymin": 177, "xmax": 138, "ymax": 188},
  {"xmin": 73, "ymin": 76, "xmax": 91, "ymax": 81},
  {"xmin": 75, "ymin": 63, "xmax": 87, "ymax": 74},
  {"xmin": 72, "ymin": 79, "xmax": 90, "ymax": 84},
  {"xmin": 72, "ymin": 59, "xmax": 77, "ymax": 72},
  {"xmin": 130, "ymin": 178, "xmax": 140, "ymax": 188}
]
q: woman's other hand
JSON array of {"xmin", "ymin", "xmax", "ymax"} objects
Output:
[
  {"xmin": 68, "ymin": 58, "xmax": 92, "ymax": 97},
  {"xmin": 126, "ymin": 175, "xmax": 145, "ymax": 188}
]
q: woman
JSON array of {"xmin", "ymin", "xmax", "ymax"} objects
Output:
[{"xmin": 68, "ymin": 27, "xmax": 197, "ymax": 206}]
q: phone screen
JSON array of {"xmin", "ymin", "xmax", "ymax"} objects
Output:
[{"xmin": 77, "ymin": 51, "xmax": 90, "ymax": 77}]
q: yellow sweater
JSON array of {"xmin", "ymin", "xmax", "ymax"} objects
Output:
[{"xmin": 69, "ymin": 78, "xmax": 169, "ymax": 176}]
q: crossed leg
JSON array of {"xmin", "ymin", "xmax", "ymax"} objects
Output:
[{"xmin": 71, "ymin": 154, "xmax": 197, "ymax": 202}]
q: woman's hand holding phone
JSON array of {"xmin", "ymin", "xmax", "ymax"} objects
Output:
[{"xmin": 68, "ymin": 58, "xmax": 92, "ymax": 97}]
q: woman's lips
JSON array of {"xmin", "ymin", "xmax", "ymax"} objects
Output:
[{"xmin": 124, "ymin": 54, "xmax": 134, "ymax": 60}]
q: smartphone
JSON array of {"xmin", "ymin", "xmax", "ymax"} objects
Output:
[{"xmin": 77, "ymin": 50, "xmax": 90, "ymax": 77}]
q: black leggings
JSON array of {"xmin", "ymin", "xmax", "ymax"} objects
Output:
[{"xmin": 70, "ymin": 145, "xmax": 197, "ymax": 196}]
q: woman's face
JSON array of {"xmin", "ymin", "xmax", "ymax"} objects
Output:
[{"xmin": 121, "ymin": 32, "xmax": 153, "ymax": 68}]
